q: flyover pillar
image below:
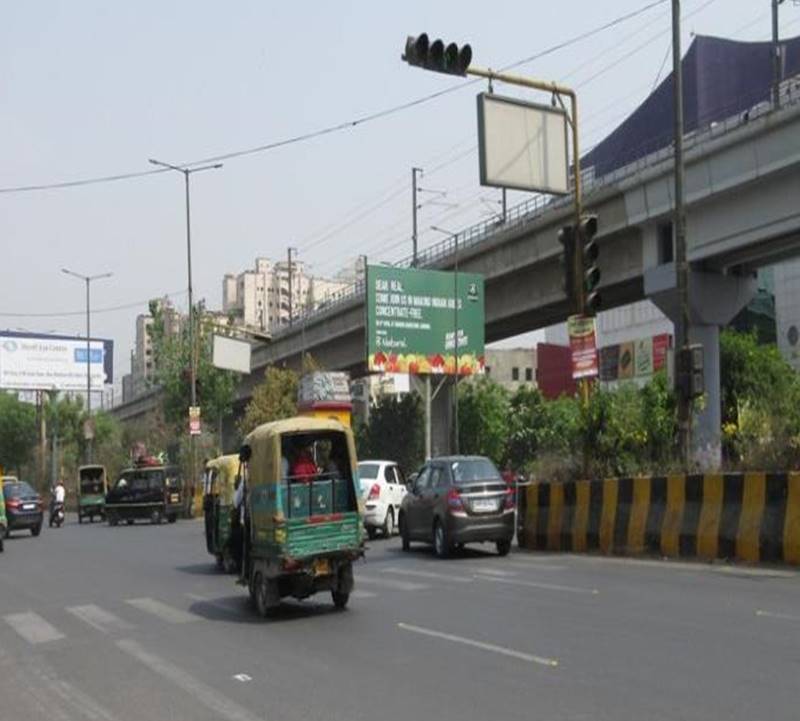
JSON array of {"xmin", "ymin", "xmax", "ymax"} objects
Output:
[{"xmin": 645, "ymin": 264, "xmax": 757, "ymax": 468}]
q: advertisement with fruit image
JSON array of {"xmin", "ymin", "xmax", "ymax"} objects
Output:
[{"xmin": 366, "ymin": 265, "xmax": 485, "ymax": 376}]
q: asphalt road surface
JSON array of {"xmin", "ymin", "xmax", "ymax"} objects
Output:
[{"xmin": 1, "ymin": 515, "xmax": 799, "ymax": 721}]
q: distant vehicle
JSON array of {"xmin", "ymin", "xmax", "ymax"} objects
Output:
[
  {"xmin": 49, "ymin": 502, "xmax": 65, "ymax": 528},
  {"xmin": 1, "ymin": 477, "xmax": 44, "ymax": 538},
  {"xmin": 240, "ymin": 416, "xmax": 363, "ymax": 616},
  {"xmin": 398, "ymin": 456, "xmax": 515, "ymax": 558},
  {"xmin": 77, "ymin": 464, "xmax": 107, "ymax": 524},
  {"xmin": 0, "ymin": 481, "xmax": 6, "ymax": 551},
  {"xmin": 105, "ymin": 461, "xmax": 182, "ymax": 526},
  {"xmin": 358, "ymin": 460, "xmax": 407, "ymax": 539}
]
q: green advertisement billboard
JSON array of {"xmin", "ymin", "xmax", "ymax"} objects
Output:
[{"xmin": 366, "ymin": 265, "xmax": 485, "ymax": 376}]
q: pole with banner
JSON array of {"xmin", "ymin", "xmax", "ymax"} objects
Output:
[
  {"xmin": 189, "ymin": 406, "xmax": 201, "ymax": 436},
  {"xmin": 567, "ymin": 315, "xmax": 599, "ymax": 381}
]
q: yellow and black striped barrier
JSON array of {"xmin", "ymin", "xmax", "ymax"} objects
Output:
[{"xmin": 519, "ymin": 472, "xmax": 800, "ymax": 565}]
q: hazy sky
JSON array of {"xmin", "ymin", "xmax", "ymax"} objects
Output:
[{"xmin": 1, "ymin": 0, "xmax": 796, "ymax": 385}]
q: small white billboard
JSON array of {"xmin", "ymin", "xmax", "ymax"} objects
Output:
[
  {"xmin": 212, "ymin": 334, "xmax": 251, "ymax": 374},
  {"xmin": 477, "ymin": 92, "xmax": 570, "ymax": 195}
]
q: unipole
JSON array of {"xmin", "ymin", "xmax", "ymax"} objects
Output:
[
  {"xmin": 672, "ymin": 0, "xmax": 691, "ymax": 467},
  {"xmin": 453, "ymin": 232, "xmax": 460, "ymax": 455}
]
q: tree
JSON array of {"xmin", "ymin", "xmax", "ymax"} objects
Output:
[
  {"xmin": 238, "ymin": 366, "xmax": 299, "ymax": 435},
  {"xmin": 0, "ymin": 392, "xmax": 37, "ymax": 471},
  {"xmin": 356, "ymin": 393, "xmax": 424, "ymax": 475},
  {"xmin": 457, "ymin": 378, "xmax": 510, "ymax": 466}
]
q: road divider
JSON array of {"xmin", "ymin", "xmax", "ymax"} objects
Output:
[{"xmin": 520, "ymin": 472, "xmax": 800, "ymax": 566}]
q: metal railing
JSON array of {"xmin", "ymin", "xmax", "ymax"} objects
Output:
[{"xmin": 271, "ymin": 86, "xmax": 800, "ymax": 339}]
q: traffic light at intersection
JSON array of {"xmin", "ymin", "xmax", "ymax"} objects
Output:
[
  {"xmin": 558, "ymin": 224, "xmax": 577, "ymax": 312},
  {"xmin": 403, "ymin": 34, "xmax": 472, "ymax": 76},
  {"xmin": 580, "ymin": 215, "xmax": 600, "ymax": 315}
]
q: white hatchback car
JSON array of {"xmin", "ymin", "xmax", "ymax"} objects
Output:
[{"xmin": 358, "ymin": 460, "xmax": 407, "ymax": 539}]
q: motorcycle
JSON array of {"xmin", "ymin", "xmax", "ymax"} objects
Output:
[{"xmin": 49, "ymin": 502, "xmax": 65, "ymax": 528}]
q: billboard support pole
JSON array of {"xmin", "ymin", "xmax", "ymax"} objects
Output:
[
  {"xmin": 453, "ymin": 233, "xmax": 460, "ymax": 454},
  {"xmin": 424, "ymin": 376, "xmax": 431, "ymax": 459}
]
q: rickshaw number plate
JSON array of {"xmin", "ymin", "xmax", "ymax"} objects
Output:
[
  {"xmin": 313, "ymin": 558, "xmax": 330, "ymax": 576},
  {"xmin": 170, "ymin": 494, "xmax": 180, "ymax": 503}
]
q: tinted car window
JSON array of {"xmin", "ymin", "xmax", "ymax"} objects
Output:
[
  {"xmin": 116, "ymin": 470, "xmax": 165, "ymax": 491},
  {"xmin": 415, "ymin": 467, "xmax": 431, "ymax": 491},
  {"xmin": 3, "ymin": 481, "xmax": 36, "ymax": 498},
  {"xmin": 358, "ymin": 463, "xmax": 380, "ymax": 480},
  {"xmin": 450, "ymin": 459, "xmax": 501, "ymax": 483}
]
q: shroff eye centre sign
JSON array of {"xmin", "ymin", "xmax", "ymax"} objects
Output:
[
  {"xmin": 0, "ymin": 332, "xmax": 114, "ymax": 391},
  {"xmin": 366, "ymin": 265, "xmax": 485, "ymax": 376}
]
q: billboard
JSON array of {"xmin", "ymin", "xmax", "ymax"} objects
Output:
[
  {"xmin": 212, "ymin": 334, "xmax": 251, "ymax": 374},
  {"xmin": 0, "ymin": 331, "xmax": 113, "ymax": 391},
  {"xmin": 366, "ymin": 265, "xmax": 484, "ymax": 376},
  {"xmin": 477, "ymin": 92, "xmax": 570, "ymax": 195},
  {"xmin": 599, "ymin": 334, "xmax": 672, "ymax": 383}
]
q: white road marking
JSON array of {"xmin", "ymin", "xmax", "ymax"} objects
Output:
[
  {"xmin": 718, "ymin": 567, "xmax": 797, "ymax": 579},
  {"xmin": 381, "ymin": 567, "xmax": 473, "ymax": 583},
  {"xmin": 125, "ymin": 597, "xmax": 198, "ymax": 624},
  {"xmin": 351, "ymin": 589, "xmax": 378, "ymax": 599},
  {"xmin": 475, "ymin": 574, "xmax": 599, "ymax": 595},
  {"xmin": 4, "ymin": 611, "xmax": 65, "ymax": 644},
  {"xmin": 66, "ymin": 604, "xmax": 133, "ymax": 634},
  {"xmin": 116, "ymin": 639, "xmax": 265, "ymax": 721},
  {"xmin": 356, "ymin": 575, "xmax": 429, "ymax": 591},
  {"xmin": 397, "ymin": 622, "xmax": 558, "ymax": 667},
  {"xmin": 505, "ymin": 561, "xmax": 569, "ymax": 571},
  {"xmin": 755, "ymin": 609, "xmax": 800, "ymax": 622},
  {"xmin": 469, "ymin": 567, "xmax": 518, "ymax": 577},
  {"xmin": 232, "ymin": 673, "xmax": 252, "ymax": 682}
]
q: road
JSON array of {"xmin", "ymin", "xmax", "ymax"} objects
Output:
[{"xmin": 1, "ymin": 516, "xmax": 799, "ymax": 721}]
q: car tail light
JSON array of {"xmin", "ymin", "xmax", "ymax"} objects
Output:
[
  {"xmin": 367, "ymin": 483, "xmax": 381, "ymax": 501},
  {"xmin": 447, "ymin": 487, "xmax": 463, "ymax": 511},
  {"xmin": 6, "ymin": 499, "xmax": 20, "ymax": 510},
  {"xmin": 503, "ymin": 487, "xmax": 515, "ymax": 510}
]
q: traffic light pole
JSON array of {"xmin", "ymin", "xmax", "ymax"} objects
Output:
[{"xmin": 465, "ymin": 66, "xmax": 588, "ymax": 404}]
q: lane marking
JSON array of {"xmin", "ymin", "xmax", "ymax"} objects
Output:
[
  {"xmin": 469, "ymin": 567, "xmax": 518, "ymax": 577},
  {"xmin": 3, "ymin": 611, "xmax": 65, "ymax": 645},
  {"xmin": 116, "ymin": 639, "xmax": 264, "ymax": 721},
  {"xmin": 66, "ymin": 604, "xmax": 133, "ymax": 634},
  {"xmin": 504, "ymin": 561, "xmax": 568, "ymax": 571},
  {"xmin": 397, "ymin": 622, "xmax": 558, "ymax": 667},
  {"xmin": 356, "ymin": 575, "xmax": 429, "ymax": 591},
  {"xmin": 232, "ymin": 673, "xmax": 252, "ymax": 682},
  {"xmin": 755, "ymin": 609, "xmax": 800, "ymax": 622},
  {"xmin": 125, "ymin": 597, "xmax": 198, "ymax": 624},
  {"xmin": 474, "ymin": 574, "xmax": 599, "ymax": 595},
  {"xmin": 717, "ymin": 567, "xmax": 797, "ymax": 579},
  {"xmin": 351, "ymin": 589, "xmax": 378, "ymax": 599},
  {"xmin": 381, "ymin": 567, "xmax": 473, "ymax": 583}
]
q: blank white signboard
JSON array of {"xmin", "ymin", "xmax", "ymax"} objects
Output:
[
  {"xmin": 212, "ymin": 334, "xmax": 251, "ymax": 374},
  {"xmin": 477, "ymin": 93, "xmax": 570, "ymax": 195}
]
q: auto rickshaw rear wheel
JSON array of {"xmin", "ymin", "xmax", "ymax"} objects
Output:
[{"xmin": 253, "ymin": 571, "xmax": 279, "ymax": 618}]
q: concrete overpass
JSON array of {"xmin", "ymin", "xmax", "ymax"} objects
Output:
[{"xmin": 114, "ymin": 91, "xmax": 800, "ymax": 460}]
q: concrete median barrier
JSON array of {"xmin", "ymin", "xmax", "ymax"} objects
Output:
[{"xmin": 519, "ymin": 472, "xmax": 800, "ymax": 565}]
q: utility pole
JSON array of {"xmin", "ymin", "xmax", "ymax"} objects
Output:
[
  {"xmin": 672, "ymin": 1, "xmax": 691, "ymax": 467},
  {"xmin": 62, "ymin": 268, "xmax": 112, "ymax": 463},
  {"xmin": 773, "ymin": 0, "xmax": 786, "ymax": 106},
  {"xmin": 412, "ymin": 167, "xmax": 422, "ymax": 266},
  {"xmin": 148, "ymin": 157, "xmax": 222, "ymax": 504},
  {"xmin": 501, "ymin": 188, "xmax": 507, "ymax": 224}
]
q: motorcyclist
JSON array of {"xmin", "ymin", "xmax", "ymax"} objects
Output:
[{"xmin": 50, "ymin": 479, "xmax": 66, "ymax": 526}]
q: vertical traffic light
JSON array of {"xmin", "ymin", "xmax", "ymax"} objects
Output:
[
  {"xmin": 403, "ymin": 34, "xmax": 472, "ymax": 75},
  {"xmin": 580, "ymin": 215, "xmax": 600, "ymax": 315},
  {"xmin": 558, "ymin": 224, "xmax": 577, "ymax": 313}
]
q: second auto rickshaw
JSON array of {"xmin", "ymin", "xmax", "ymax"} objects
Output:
[
  {"xmin": 77, "ymin": 464, "xmax": 107, "ymax": 524},
  {"xmin": 238, "ymin": 416, "xmax": 364, "ymax": 616},
  {"xmin": 203, "ymin": 454, "xmax": 241, "ymax": 573}
]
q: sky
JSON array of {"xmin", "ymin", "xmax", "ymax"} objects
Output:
[{"xmin": 1, "ymin": 0, "xmax": 797, "ymax": 389}]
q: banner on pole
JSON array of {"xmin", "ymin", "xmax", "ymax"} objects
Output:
[{"xmin": 567, "ymin": 315, "xmax": 598, "ymax": 380}]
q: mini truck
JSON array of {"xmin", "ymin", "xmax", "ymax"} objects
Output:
[
  {"xmin": 105, "ymin": 460, "xmax": 183, "ymax": 526},
  {"xmin": 241, "ymin": 416, "xmax": 364, "ymax": 616}
]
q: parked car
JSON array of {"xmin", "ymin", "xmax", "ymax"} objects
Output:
[
  {"xmin": 398, "ymin": 456, "xmax": 514, "ymax": 558},
  {"xmin": 1, "ymin": 477, "xmax": 44, "ymax": 538},
  {"xmin": 358, "ymin": 460, "xmax": 407, "ymax": 539}
]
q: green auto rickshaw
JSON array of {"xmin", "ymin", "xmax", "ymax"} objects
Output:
[
  {"xmin": 239, "ymin": 416, "xmax": 364, "ymax": 616},
  {"xmin": 77, "ymin": 464, "xmax": 108, "ymax": 524},
  {"xmin": 203, "ymin": 454, "xmax": 241, "ymax": 573},
  {"xmin": 0, "ymin": 482, "xmax": 6, "ymax": 552}
]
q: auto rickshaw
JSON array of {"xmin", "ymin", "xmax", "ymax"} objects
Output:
[
  {"xmin": 77, "ymin": 464, "xmax": 107, "ymax": 524},
  {"xmin": 203, "ymin": 454, "xmax": 241, "ymax": 573},
  {"xmin": 239, "ymin": 416, "xmax": 364, "ymax": 616}
]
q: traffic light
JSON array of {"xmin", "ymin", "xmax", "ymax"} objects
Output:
[
  {"xmin": 558, "ymin": 224, "xmax": 577, "ymax": 312},
  {"xmin": 580, "ymin": 215, "xmax": 600, "ymax": 314},
  {"xmin": 678, "ymin": 344, "xmax": 704, "ymax": 399},
  {"xmin": 403, "ymin": 34, "xmax": 472, "ymax": 76}
]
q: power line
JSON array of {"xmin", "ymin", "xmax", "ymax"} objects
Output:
[
  {"xmin": 0, "ymin": 0, "xmax": 668, "ymax": 196},
  {"xmin": 0, "ymin": 290, "xmax": 187, "ymax": 319}
]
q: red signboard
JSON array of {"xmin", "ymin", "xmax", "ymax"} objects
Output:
[
  {"xmin": 653, "ymin": 333, "xmax": 670, "ymax": 372},
  {"xmin": 567, "ymin": 315, "xmax": 598, "ymax": 380}
]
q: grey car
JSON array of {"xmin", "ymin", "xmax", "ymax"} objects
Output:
[{"xmin": 398, "ymin": 456, "xmax": 514, "ymax": 558}]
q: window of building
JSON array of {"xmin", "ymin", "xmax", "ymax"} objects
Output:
[
  {"xmin": 525, "ymin": 368, "xmax": 533, "ymax": 381},
  {"xmin": 658, "ymin": 222, "xmax": 674, "ymax": 264},
  {"xmin": 512, "ymin": 367, "xmax": 519, "ymax": 381}
]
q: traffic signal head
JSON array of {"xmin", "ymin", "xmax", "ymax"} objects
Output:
[
  {"xmin": 403, "ymin": 33, "xmax": 472, "ymax": 75},
  {"xmin": 580, "ymin": 214, "xmax": 601, "ymax": 314},
  {"xmin": 678, "ymin": 344, "xmax": 704, "ymax": 399},
  {"xmin": 558, "ymin": 224, "xmax": 577, "ymax": 310}
]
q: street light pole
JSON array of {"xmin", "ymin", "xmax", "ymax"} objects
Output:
[
  {"xmin": 773, "ymin": 0, "xmax": 786, "ymax": 106},
  {"xmin": 62, "ymin": 268, "xmax": 113, "ymax": 464},
  {"xmin": 149, "ymin": 158, "xmax": 222, "ymax": 505}
]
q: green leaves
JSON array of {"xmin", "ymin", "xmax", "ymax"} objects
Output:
[
  {"xmin": 0, "ymin": 393, "xmax": 37, "ymax": 471},
  {"xmin": 238, "ymin": 367, "xmax": 299, "ymax": 435},
  {"xmin": 356, "ymin": 393, "xmax": 424, "ymax": 476}
]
